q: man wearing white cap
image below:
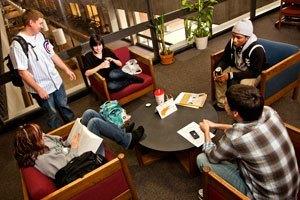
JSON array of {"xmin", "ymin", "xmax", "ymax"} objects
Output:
[{"xmin": 213, "ymin": 19, "xmax": 266, "ymax": 111}]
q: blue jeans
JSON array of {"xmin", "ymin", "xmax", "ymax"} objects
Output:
[
  {"xmin": 31, "ymin": 84, "xmax": 75, "ymax": 129},
  {"xmin": 107, "ymin": 69, "xmax": 137, "ymax": 92},
  {"xmin": 197, "ymin": 153, "xmax": 251, "ymax": 196},
  {"xmin": 81, "ymin": 109, "xmax": 132, "ymax": 150}
]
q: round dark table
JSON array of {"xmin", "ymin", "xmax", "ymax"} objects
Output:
[{"xmin": 131, "ymin": 98, "xmax": 218, "ymax": 152}]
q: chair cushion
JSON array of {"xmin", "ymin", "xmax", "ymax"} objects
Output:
[
  {"xmin": 21, "ymin": 167, "xmax": 57, "ymax": 200},
  {"xmin": 109, "ymin": 73, "xmax": 153, "ymax": 100},
  {"xmin": 113, "ymin": 47, "xmax": 131, "ymax": 65},
  {"xmin": 258, "ymin": 38, "xmax": 299, "ymax": 66}
]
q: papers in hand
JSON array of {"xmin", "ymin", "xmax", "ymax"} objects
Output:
[
  {"xmin": 156, "ymin": 98, "xmax": 177, "ymax": 119},
  {"xmin": 175, "ymin": 92, "xmax": 207, "ymax": 109},
  {"xmin": 67, "ymin": 118, "xmax": 103, "ymax": 155},
  {"xmin": 177, "ymin": 122, "xmax": 214, "ymax": 147}
]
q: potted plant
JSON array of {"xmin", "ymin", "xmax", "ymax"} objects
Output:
[
  {"xmin": 153, "ymin": 14, "xmax": 175, "ymax": 65},
  {"xmin": 181, "ymin": 0, "xmax": 218, "ymax": 49}
]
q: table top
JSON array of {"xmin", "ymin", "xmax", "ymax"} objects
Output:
[{"xmin": 131, "ymin": 98, "xmax": 218, "ymax": 152}]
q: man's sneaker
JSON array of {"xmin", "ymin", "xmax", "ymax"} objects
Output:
[
  {"xmin": 128, "ymin": 126, "xmax": 144, "ymax": 149},
  {"xmin": 125, "ymin": 122, "xmax": 135, "ymax": 133},
  {"xmin": 213, "ymin": 103, "xmax": 225, "ymax": 111},
  {"xmin": 198, "ymin": 188, "xmax": 203, "ymax": 200}
]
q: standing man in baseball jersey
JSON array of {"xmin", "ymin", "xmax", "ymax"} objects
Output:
[{"xmin": 10, "ymin": 9, "xmax": 76, "ymax": 129}]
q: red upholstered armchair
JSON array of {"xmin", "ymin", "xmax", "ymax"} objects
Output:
[
  {"xmin": 20, "ymin": 122, "xmax": 138, "ymax": 200},
  {"xmin": 276, "ymin": 0, "xmax": 300, "ymax": 29},
  {"xmin": 87, "ymin": 46, "xmax": 156, "ymax": 105}
]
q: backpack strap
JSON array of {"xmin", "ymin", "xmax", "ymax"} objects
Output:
[
  {"xmin": 12, "ymin": 35, "xmax": 29, "ymax": 58},
  {"xmin": 248, "ymin": 44, "xmax": 265, "ymax": 58}
]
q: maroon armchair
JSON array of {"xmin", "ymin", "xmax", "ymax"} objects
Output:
[
  {"xmin": 276, "ymin": 0, "xmax": 300, "ymax": 29},
  {"xmin": 20, "ymin": 122, "xmax": 138, "ymax": 200},
  {"xmin": 87, "ymin": 46, "xmax": 157, "ymax": 105}
]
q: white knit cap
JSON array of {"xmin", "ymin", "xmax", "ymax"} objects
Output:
[{"xmin": 232, "ymin": 19, "xmax": 253, "ymax": 37}]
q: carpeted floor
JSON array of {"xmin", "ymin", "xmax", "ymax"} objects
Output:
[{"xmin": 0, "ymin": 11, "xmax": 299, "ymax": 200}]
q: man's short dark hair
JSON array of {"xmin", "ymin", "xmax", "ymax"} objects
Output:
[{"xmin": 226, "ymin": 84, "xmax": 264, "ymax": 121}]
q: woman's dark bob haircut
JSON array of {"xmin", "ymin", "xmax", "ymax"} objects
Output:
[{"xmin": 89, "ymin": 34, "xmax": 104, "ymax": 48}]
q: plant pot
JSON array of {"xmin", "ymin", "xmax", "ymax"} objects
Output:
[
  {"xmin": 160, "ymin": 51, "xmax": 175, "ymax": 65},
  {"xmin": 195, "ymin": 36, "xmax": 208, "ymax": 50}
]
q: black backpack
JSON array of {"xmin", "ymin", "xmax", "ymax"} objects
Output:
[
  {"xmin": 4, "ymin": 33, "xmax": 46, "ymax": 87},
  {"xmin": 54, "ymin": 151, "xmax": 107, "ymax": 188},
  {"xmin": 3, "ymin": 36, "xmax": 29, "ymax": 87}
]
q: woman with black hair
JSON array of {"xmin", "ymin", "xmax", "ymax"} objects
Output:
[{"xmin": 83, "ymin": 34, "xmax": 143, "ymax": 92}]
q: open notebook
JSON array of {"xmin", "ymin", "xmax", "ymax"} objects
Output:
[
  {"xmin": 175, "ymin": 92, "xmax": 207, "ymax": 109},
  {"xmin": 67, "ymin": 118, "xmax": 103, "ymax": 155}
]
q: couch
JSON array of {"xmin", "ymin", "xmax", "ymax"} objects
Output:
[
  {"xmin": 20, "ymin": 122, "xmax": 138, "ymax": 200},
  {"xmin": 202, "ymin": 123, "xmax": 300, "ymax": 200},
  {"xmin": 86, "ymin": 46, "xmax": 157, "ymax": 105},
  {"xmin": 211, "ymin": 38, "xmax": 300, "ymax": 105}
]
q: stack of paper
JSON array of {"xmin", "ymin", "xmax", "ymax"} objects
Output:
[
  {"xmin": 156, "ymin": 98, "xmax": 177, "ymax": 119},
  {"xmin": 175, "ymin": 92, "xmax": 207, "ymax": 109},
  {"xmin": 177, "ymin": 122, "xmax": 215, "ymax": 147}
]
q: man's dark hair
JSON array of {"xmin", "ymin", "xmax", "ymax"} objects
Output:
[
  {"xmin": 226, "ymin": 84, "xmax": 264, "ymax": 121},
  {"xmin": 89, "ymin": 34, "xmax": 104, "ymax": 48}
]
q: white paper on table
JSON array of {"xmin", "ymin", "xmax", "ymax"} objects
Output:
[
  {"xmin": 156, "ymin": 98, "xmax": 177, "ymax": 119},
  {"xmin": 67, "ymin": 118, "xmax": 103, "ymax": 155},
  {"xmin": 177, "ymin": 121, "xmax": 215, "ymax": 147}
]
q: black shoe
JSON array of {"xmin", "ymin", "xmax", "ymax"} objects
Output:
[
  {"xmin": 125, "ymin": 122, "xmax": 135, "ymax": 133},
  {"xmin": 128, "ymin": 126, "xmax": 144, "ymax": 149},
  {"xmin": 132, "ymin": 76, "xmax": 144, "ymax": 83},
  {"xmin": 213, "ymin": 103, "xmax": 225, "ymax": 111}
]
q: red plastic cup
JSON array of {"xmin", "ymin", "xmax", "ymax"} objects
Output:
[{"xmin": 154, "ymin": 89, "xmax": 165, "ymax": 105}]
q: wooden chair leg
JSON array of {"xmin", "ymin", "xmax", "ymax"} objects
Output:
[
  {"xmin": 292, "ymin": 86, "xmax": 299, "ymax": 100},
  {"xmin": 278, "ymin": 13, "xmax": 283, "ymax": 29}
]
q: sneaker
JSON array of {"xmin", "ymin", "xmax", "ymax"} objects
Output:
[
  {"xmin": 213, "ymin": 103, "xmax": 225, "ymax": 111},
  {"xmin": 128, "ymin": 126, "xmax": 144, "ymax": 149},
  {"xmin": 198, "ymin": 188, "xmax": 203, "ymax": 200},
  {"xmin": 125, "ymin": 122, "xmax": 135, "ymax": 133}
]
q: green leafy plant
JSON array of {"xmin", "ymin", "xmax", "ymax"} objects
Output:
[
  {"xmin": 181, "ymin": 0, "xmax": 218, "ymax": 40},
  {"xmin": 153, "ymin": 14, "xmax": 172, "ymax": 55}
]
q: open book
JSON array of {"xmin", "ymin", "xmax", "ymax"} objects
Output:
[
  {"xmin": 175, "ymin": 92, "xmax": 207, "ymax": 109},
  {"xmin": 177, "ymin": 122, "xmax": 214, "ymax": 147},
  {"xmin": 67, "ymin": 118, "xmax": 103, "ymax": 155}
]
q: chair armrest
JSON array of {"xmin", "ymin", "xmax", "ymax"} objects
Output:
[
  {"xmin": 47, "ymin": 121, "xmax": 74, "ymax": 138},
  {"xmin": 259, "ymin": 51, "xmax": 300, "ymax": 102},
  {"xmin": 89, "ymin": 73, "xmax": 110, "ymax": 101},
  {"xmin": 129, "ymin": 50, "xmax": 156, "ymax": 88},
  {"xmin": 41, "ymin": 153, "xmax": 138, "ymax": 200},
  {"xmin": 260, "ymin": 51, "xmax": 300, "ymax": 83},
  {"xmin": 211, "ymin": 50, "xmax": 225, "ymax": 70},
  {"xmin": 284, "ymin": 123, "xmax": 300, "ymax": 168},
  {"xmin": 203, "ymin": 166, "xmax": 249, "ymax": 200},
  {"xmin": 129, "ymin": 50, "xmax": 153, "ymax": 67},
  {"xmin": 93, "ymin": 72, "xmax": 106, "ymax": 83}
]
